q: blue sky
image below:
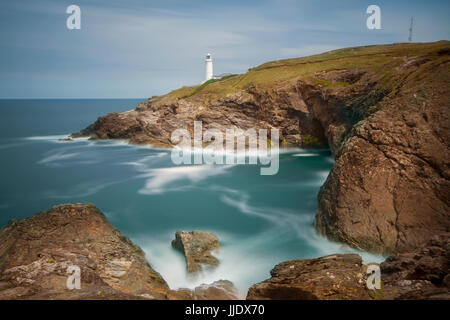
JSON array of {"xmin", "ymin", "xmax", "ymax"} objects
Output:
[{"xmin": 0, "ymin": 0, "xmax": 449, "ymax": 98}]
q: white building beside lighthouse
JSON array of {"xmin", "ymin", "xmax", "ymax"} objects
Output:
[{"xmin": 205, "ymin": 53, "xmax": 213, "ymax": 82}]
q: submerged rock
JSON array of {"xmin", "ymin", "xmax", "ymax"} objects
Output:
[
  {"xmin": 171, "ymin": 230, "xmax": 220, "ymax": 273},
  {"xmin": 0, "ymin": 204, "xmax": 170, "ymax": 299}
]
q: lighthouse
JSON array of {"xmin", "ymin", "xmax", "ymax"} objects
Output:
[{"xmin": 205, "ymin": 53, "xmax": 213, "ymax": 82}]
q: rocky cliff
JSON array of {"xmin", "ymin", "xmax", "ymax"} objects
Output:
[
  {"xmin": 1, "ymin": 204, "xmax": 447, "ymax": 300},
  {"xmin": 0, "ymin": 204, "xmax": 238, "ymax": 300},
  {"xmin": 247, "ymin": 233, "xmax": 450, "ymax": 300},
  {"xmin": 73, "ymin": 41, "xmax": 450, "ymax": 255},
  {"xmin": 0, "ymin": 204, "xmax": 169, "ymax": 299}
]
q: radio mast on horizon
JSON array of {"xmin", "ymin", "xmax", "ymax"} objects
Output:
[{"xmin": 408, "ymin": 17, "xmax": 414, "ymax": 42}]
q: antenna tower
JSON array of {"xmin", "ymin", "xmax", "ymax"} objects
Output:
[{"xmin": 408, "ymin": 17, "xmax": 413, "ymax": 42}]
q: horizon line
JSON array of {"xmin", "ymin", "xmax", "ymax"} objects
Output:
[{"xmin": 0, "ymin": 97, "xmax": 149, "ymax": 100}]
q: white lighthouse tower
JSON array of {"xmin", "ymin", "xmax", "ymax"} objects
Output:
[{"xmin": 205, "ymin": 53, "xmax": 213, "ymax": 82}]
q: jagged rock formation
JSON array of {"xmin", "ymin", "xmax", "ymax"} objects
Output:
[
  {"xmin": 185, "ymin": 280, "xmax": 239, "ymax": 300},
  {"xmin": 73, "ymin": 41, "xmax": 450, "ymax": 254},
  {"xmin": 247, "ymin": 234, "xmax": 450, "ymax": 300},
  {"xmin": 314, "ymin": 53, "xmax": 450, "ymax": 254},
  {"xmin": 0, "ymin": 204, "xmax": 447, "ymax": 300},
  {"xmin": 246, "ymin": 254, "xmax": 370, "ymax": 300},
  {"xmin": 380, "ymin": 233, "xmax": 450, "ymax": 299},
  {"xmin": 0, "ymin": 204, "xmax": 237, "ymax": 300},
  {"xmin": 0, "ymin": 204, "xmax": 170, "ymax": 299},
  {"xmin": 171, "ymin": 231, "xmax": 220, "ymax": 273}
]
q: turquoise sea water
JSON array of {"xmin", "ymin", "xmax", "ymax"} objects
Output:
[{"xmin": 0, "ymin": 99, "xmax": 382, "ymax": 297}]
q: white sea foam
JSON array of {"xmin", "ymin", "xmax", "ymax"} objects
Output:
[
  {"xmin": 38, "ymin": 151, "xmax": 81, "ymax": 166},
  {"xmin": 316, "ymin": 170, "xmax": 330, "ymax": 184},
  {"xmin": 218, "ymin": 190, "xmax": 384, "ymax": 264},
  {"xmin": 86, "ymin": 139, "xmax": 130, "ymax": 148},
  {"xmin": 174, "ymin": 146, "xmax": 304, "ymax": 162},
  {"xmin": 137, "ymin": 232, "xmax": 280, "ymax": 298},
  {"xmin": 138, "ymin": 222, "xmax": 384, "ymax": 298},
  {"xmin": 138, "ymin": 165, "xmax": 232, "ymax": 195},
  {"xmin": 23, "ymin": 133, "xmax": 382, "ymax": 291},
  {"xmin": 221, "ymin": 194, "xmax": 295, "ymax": 225},
  {"xmin": 121, "ymin": 152, "xmax": 169, "ymax": 171},
  {"xmin": 25, "ymin": 134, "xmax": 69, "ymax": 141},
  {"xmin": 292, "ymin": 153, "xmax": 320, "ymax": 157},
  {"xmin": 325, "ymin": 156, "xmax": 335, "ymax": 164}
]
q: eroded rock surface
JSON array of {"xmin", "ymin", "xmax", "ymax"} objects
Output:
[
  {"xmin": 176, "ymin": 280, "xmax": 240, "ymax": 300},
  {"xmin": 172, "ymin": 231, "xmax": 220, "ymax": 273},
  {"xmin": 247, "ymin": 235, "xmax": 450, "ymax": 300},
  {"xmin": 314, "ymin": 60, "xmax": 450, "ymax": 254},
  {"xmin": 380, "ymin": 233, "xmax": 450, "ymax": 299},
  {"xmin": 246, "ymin": 254, "xmax": 371, "ymax": 300},
  {"xmin": 0, "ymin": 204, "xmax": 170, "ymax": 299},
  {"xmin": 0, "ymin": 205, "xmax": 243, "ymax": 300}
]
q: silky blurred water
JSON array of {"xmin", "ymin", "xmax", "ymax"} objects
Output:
[{"xmin": 0, "ymin": 99, "xmax": 382, "ymax": 297}]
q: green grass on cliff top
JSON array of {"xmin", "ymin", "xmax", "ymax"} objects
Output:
[{"xmin": 163, "ymin": 41, "xmax": 449, "ymax": 101}]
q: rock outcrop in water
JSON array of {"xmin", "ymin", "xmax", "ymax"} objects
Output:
[
  {"xmin": 172, "ymin": 230, "xmax": 220, "ymax": 273},
  {"xmin": 0, "ymin": 204, "xmax": 238, "ymax": 300},
  {"xmin": 74, "ymin": 41, "xmax": 450, "ymax": 255},
  {"xmin": 247, "ymin": 234, "xmax": 450, "ymax": 300},
  {"xmin": 247, "ymin": 254, "xmax": 370, "ymax": 300},
  {"xmin": 314, "ymin": 56, "xmax": 450, "ymax": 254}
]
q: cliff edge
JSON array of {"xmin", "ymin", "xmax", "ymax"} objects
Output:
[{"xmin": 73, "ymin": 41, "xmax": 450, "ymax": 254}]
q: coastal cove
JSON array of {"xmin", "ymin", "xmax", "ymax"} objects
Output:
[
  {"xmin": 75, "ymin": 42, "xmax": 450, "ymax": 256},
  {"xmin": 0, "ymin": 99, "xmax": 383, "ymax": 297}
]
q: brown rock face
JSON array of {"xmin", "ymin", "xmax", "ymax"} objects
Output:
[
  {"xmin": 246, "ymin": 254, "xmax": 371, "ymax": 300},
  {"xmin": 380, "ymin": 233, "xmax": 450, "ymax": 299},
  {"xmin": 315, "ymin": 56, "xmax": 450, "ymax": 254},
  {"xmin": 247, "ymin": 235, "xmax": 450, "ymax": 300},
  {"xmin": 170, "ymin": 280, "xmax": 240, "ymax": 300},
  {"xmin": 171, "ymin": 231, "xmax": 220, "ymax": 273},
  {"xmin": 0, "ymin": 204, "xmax": 170, "ymax": 299},
  {"xmin": 0, "ymin": 205, "xmax": 243, "ymax": 300},
  {"xmin": 193, "ymin": 280, "xmax": 240, "ymax": 300}
]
